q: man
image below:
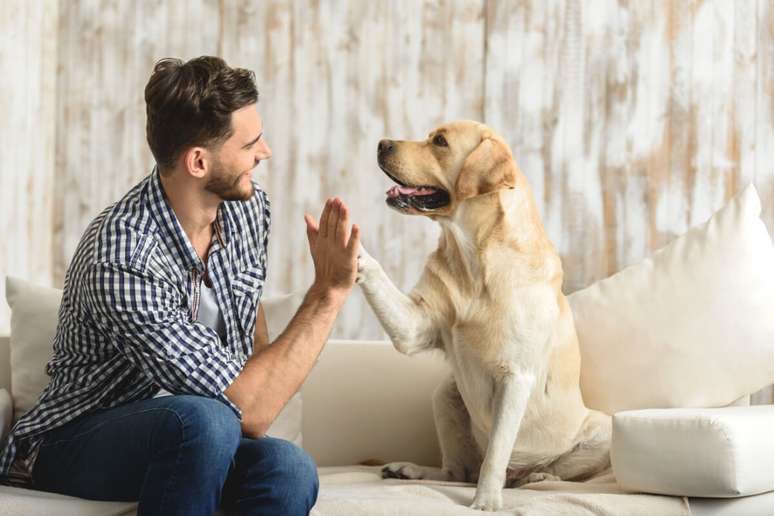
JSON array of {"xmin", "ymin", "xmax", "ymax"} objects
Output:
[{"xmin": 0, "ymin": 56, "xmax": 360, "ymax": 515}]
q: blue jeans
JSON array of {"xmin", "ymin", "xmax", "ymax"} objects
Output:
[{"xmin": 31, "ymin": 395, "xmax": 318, "ymax": 515}]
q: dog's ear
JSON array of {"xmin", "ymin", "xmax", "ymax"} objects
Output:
[{"xmin": 454, "ymin": 135, "xmax": 517, "ymax": 201}]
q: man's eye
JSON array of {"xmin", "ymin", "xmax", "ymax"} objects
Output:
[{"xmin": 433, "ymin": 134, "xmax": 448, "ymax": 147}]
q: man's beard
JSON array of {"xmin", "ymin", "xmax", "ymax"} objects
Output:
[{"xmin": 205, "ymin": 159, "xmax": 255, "ymax": 202}]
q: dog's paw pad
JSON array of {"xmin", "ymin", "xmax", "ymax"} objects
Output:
[
  {"xmin": 381, "ymin": 462, "xmax": 425, "ymax": 480},
  {"xmin": 522, "ymin": 472, "xmax": 561, "ymax": 484}
]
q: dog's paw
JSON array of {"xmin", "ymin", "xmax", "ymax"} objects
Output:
[
  {"xmin": 522, "ymin": 472, "xmax": 561, "ymax": 485},
  {"xmin": 381, "ymin": 462, "xmax": 426, "ymax": 480},
  {"xmin": 356, "ymin": 244, "xmax": 381, "ymax": 285},
  {"xmin": 470, "ymin": 486, "xmax": 503, "ymax": 511}
]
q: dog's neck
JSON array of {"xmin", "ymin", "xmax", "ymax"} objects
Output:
[{"xmin": 437, "ymin": 188, "xmax": 552, "ymax": 287}]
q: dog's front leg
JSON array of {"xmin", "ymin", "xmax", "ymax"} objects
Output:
[
  {"xmin": 357, "ymin": 245, "xmax": 436, "ymax": 354},
  {"xmin": 471, "ymin": 372, "xmax": 534, "ymax": 511}
]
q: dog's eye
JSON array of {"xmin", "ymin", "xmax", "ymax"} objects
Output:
[{"xmin": 432, "ymin": 134, "xmax": 448, "ymax": 147}]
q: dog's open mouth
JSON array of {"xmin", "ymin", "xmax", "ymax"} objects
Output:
[
  {"xmin": 385, "ymin": 183, "xmax": 450, "ymax": 211},
  {"xmin": 380, "ymin": 166, "xmax": 450, "ymax": 212}
]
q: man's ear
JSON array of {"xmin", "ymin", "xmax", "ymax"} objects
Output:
[
  {"xmin": 183, "ymin": 147, "xmax": 208, "ymax": 179},
  {"xmin": 454, "ymin": 135, "xmax": 517, "ymax": 201}
]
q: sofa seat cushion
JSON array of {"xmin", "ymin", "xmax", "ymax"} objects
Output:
[
  {"xmin": 612, "ymin": 406, "xmax": 774, "ymax": 497},
  {"xmin": 0, "ymin": 467, "xmax": 690, "ymax": 516},
  {"xmin": 0, "ymin": 485, "xmax": 137, "ymax": 516},
  {"xmin": 311, "ymin": 466, "xmax": 689, "ymax": 515}
]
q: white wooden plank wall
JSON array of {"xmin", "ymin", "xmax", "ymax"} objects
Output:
[
  {"xmin": 2, "ymin": 0, "xmax": 774, "ymax": 400},
  {"xmin": 0, "ymin": 0, "xmax": 58, "ymax": 323}
]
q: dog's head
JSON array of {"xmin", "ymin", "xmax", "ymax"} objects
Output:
[{"xmin": 377, "ymin": 120, "xmax": 519, "ymax": 217}]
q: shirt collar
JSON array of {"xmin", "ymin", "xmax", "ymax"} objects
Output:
[{"xmin": 146, "ymin": 166, "xmax": 229, "ymax": 273}]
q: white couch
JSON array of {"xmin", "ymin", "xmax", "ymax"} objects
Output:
[
  {"xmin": 1, "ymin": 335, "xmax": 774, "ymax": 516},
  {"xmin": 4, "ymin": 184, "xmax": 774, "ymax": 515}
]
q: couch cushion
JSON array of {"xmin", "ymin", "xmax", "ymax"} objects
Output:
[
  {"xmin": 0, "ymin": 485, "xmax": 137, "ymax": 516},
  {"xmin": 612, "ymin": 406, "xmax": 774, "ymax": 497},
  {"xmin": 311, "ymin": 466, "xmax": 690, "ymax": 515},
  {"xmin": 4, "ymin": 277, "xmax": 302, "ymax": 444},
  {"xmin": 568, "ymin": 184, "xmax": 774, "ymax": 414}
]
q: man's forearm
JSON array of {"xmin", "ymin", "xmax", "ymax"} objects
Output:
[{"xmin": 225, "ymin": 284, "xmax": 344, "ymax": 437}]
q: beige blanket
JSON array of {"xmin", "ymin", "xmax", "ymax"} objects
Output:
[{"xmin": 313, "ymin": 466, "xmax": 691, "ymax": 516}]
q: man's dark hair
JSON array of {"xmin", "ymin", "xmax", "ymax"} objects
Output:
[{"xmin": 145, "ymin": 56, "xmax": 258, "ymax": 173}]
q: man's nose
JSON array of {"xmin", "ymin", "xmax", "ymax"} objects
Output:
[
  {"xmin": 256, "ymin": 142, "xmax": 272, "ymax": 161},
  {"xmin": 378, "ymin": 139, "xmax": 394, "ymax": 157}
]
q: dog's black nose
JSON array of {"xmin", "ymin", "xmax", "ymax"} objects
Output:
[{"xmin": 378, "ymin": 139, "xmax": 394, "ymax": 156}]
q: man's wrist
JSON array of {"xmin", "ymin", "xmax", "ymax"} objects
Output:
[{"xmin": 308, "ymin": 281, "xmax": 349, "ymax": 309}]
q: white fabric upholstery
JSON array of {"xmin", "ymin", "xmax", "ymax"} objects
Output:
[
  {"xmin": 690, "ymin": 491, "xmax": 774, "ymax": 516},
  {"xmin": 569, "ymin": 184, "xmax": 774, "ymax": 414},
  {"xmin": 310, "ymin": 466, "xmax": 689, "ymax": 516},
  {"xmin": 612, "ymin": 406, "xmax": 774, "ymax": 497},
  {"xmin": 0, "ymin": 335, "xmax": 768, "ymax": 514},
  {"xmin": 5, "ymin": 277, "xmax": 62, "ymax": 422},
  {"xmin": 300, "ymin": 340, "xmax": 450, "ymax": 468},
  {"xmin": 3, "ymin": 276, "xmax": 302, "ymax": 443},
  {"xmin": 0, "ymin": 466, "xmax": 694, "ymax": 516},
  {"xmin": 0, "ymin": 389, "xmax": 11, "ymax": 447}
]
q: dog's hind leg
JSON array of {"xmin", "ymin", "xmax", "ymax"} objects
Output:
[
  {"xmin": 542, "ymin": 409, "xmax": 612, "ymax": 481},
  {"xmin": 382, "ymin": 375, "xmax": 482, "ymax": 482}
]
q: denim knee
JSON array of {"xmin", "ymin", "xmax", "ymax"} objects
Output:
[
  {"xmin": 156, "ymin": 395, "xmax": 242, "ymax": 465},
  {"xmin": 264, "ymin": 438, "xmax": 319, "ymax": 492},
  {"xmin": 236, "ymin": 437, "xmax": 319, "ymax": 513}
]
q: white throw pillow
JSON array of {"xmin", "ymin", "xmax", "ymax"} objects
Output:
[
  {"xmin": 5, "ymin": 277, "xmax": 61, "ymax": 421},
  {"xmin": 4, "ymin": 276, "xmax": 304, "ymax": 445},
  {"xmin": 0, "ymin": 389, "xmax": 12, "ymax": 447},
  {"xmin": 569, "ymin": 184, "xmax": 774, "ymax": 414},
  {"xmin": 612, "ymin": 406, "xmax": 774, "ymax": 497}
]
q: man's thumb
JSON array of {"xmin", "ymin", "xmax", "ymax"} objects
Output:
[{"xmin": 305, "ymin": 214, "xmax": 318, "ymax": 245}]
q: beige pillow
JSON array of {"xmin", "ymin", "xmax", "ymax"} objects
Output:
[
  {"xmin": 569, "ymin": 184, "xmax": 774, "ymax": 414},
  {"xmin": 5, "ymin": 277, "xmax": 61, "ymax": 421},
  {"xmin": 5, "ymin": 276, "xmax": 303, "ymax": 444}
]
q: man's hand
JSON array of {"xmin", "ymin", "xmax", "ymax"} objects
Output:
[{"xmin": 303, "ymin": 197, "xmax": 360, "ymax": 303}]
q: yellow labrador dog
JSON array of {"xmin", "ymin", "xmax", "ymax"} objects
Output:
[{"xmin": 356, "ymin": 121, "xmax": 611, "ymax": 511}]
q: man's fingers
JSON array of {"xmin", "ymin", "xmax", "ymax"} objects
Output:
[
  {"xmin": 326, "ymin": 198, "xmax": 339, "ymax": 241},
  {"xmin": 336, "ymin": 202, "xmax": 350, "ymax": 245},
  {"xmin": 347, "ymin": 224, "xmax": 361, "ymax": 256},
  {"xmin": 319, "ymin": 199, "xmax": 332, "ymax": 238}
]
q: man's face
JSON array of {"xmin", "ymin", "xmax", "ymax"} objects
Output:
[{"xmin": 205, "ymin": 103, "xmax": 271, "ymax": 201}]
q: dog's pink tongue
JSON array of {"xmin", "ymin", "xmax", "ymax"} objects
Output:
[{"xmin": 386, "ymin": 185, "xmax": 436, "ymax": 197}]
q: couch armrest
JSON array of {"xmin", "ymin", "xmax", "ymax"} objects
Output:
[
  {"xmin": 0, "ymin": 389, "xmax": 12, "ymax": 447},
  {"xmin": 612, "ymin": 405, "xmax": 774, "ymax": 497}
]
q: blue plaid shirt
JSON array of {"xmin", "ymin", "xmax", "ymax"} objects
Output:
[{"xmin": 0, "ymin": 167, "xmax": 270, "ymax": 483}]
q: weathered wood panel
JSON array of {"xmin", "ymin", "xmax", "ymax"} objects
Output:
[
  {"xmin": 0, "ymin": 0, "xmax": 58, "ymax": 333},
  {"xmin": 3, "ymin": 0, "xmax": 774, "ymax": 354}
]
